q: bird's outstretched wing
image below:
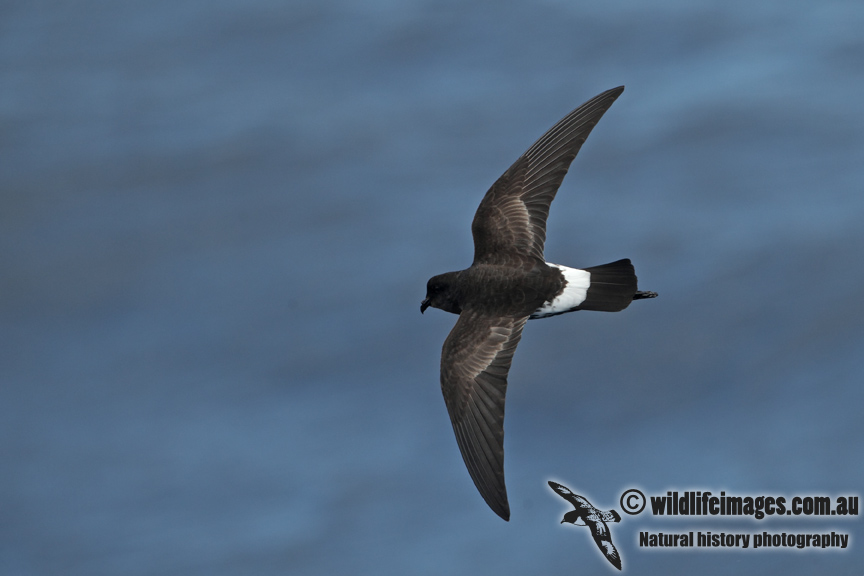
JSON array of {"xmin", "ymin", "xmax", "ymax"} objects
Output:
[
  {"xmin": 588, "ymin": 520, "xmax": 622, "ymax": 571},
  {"xmin": 548, "ymin": 481, "xmax": 595, "ymax": 511},
  {"xmin": 440, "ymin": 310, "xmax": 528, "ymax": 521},
  {"xmin": 471, "ymin": 87, "xmax": 624, "ymax": 266}
]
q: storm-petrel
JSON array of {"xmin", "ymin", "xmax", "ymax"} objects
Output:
[
  {"xmin": 549, "ymin": 481, "xmax": 623, "ymax": 570},
  {"xmin": 421, "ymin": 86, "xmax": 656, "ymax": 521}
]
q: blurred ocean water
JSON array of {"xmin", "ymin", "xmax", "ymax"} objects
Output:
[{"xmin": 2, "ymin": 1, "xmax": 863, "ymax": 574}]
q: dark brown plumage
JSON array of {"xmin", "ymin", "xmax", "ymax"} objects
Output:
[{"xmin": 421, "ymin": 86, "xmax": 657, "ymax": 520}]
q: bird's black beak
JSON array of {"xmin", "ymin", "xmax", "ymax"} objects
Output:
[
  {"xmin": 420, "ymin": 298, "xmax": 430, "ymax": 314},
  {"xmin": 560, "ymin": 519, "xmax": 566, "ymax": 524}
]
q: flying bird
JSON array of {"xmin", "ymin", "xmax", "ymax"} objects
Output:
[
  {"xmin": 421, "ymin": 86, "xmax": 656, "ymax": 521},
  {"xmin": 548, "ymin": 481, "xmax": 622, "ymax": 570}
]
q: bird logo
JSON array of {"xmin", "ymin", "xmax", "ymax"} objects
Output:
[{"xmin": 548, "ymin": 481, "xmax": 623, "ymax": 570}]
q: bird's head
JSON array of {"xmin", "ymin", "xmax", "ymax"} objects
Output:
[
  {"xmin": 421, "ymin": 272, "xmax": 461, "ymax": 315},
  {"xmin": 561, "ymin": 510, "xmax": 587, "ymax": 525}
]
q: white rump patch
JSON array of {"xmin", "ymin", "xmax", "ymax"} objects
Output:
[{"xmin": 531, "ymin": 264, "xmax": 590, "ymax": 318}]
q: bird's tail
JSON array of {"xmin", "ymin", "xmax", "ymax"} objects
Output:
[{"xmin": 578, "ymin": 259, "xmax": 639, "ymax": 312}]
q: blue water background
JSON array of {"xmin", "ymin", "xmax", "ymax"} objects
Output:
[{"xmin": 2, "ymin": 1, "xmax": 863, "ymax": 574}]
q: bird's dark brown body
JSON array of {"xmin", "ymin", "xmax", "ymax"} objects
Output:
[
  {"xmin": 425, "ymin": 262, "xmax": 565, "ymax": 318},
  {"xmin": 421, "ymin": 86, "xmax": 657, "ymax": 521}
]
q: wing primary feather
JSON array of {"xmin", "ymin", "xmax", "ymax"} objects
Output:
[
  {"xmin": 525, "ymin": 87, "xmax": 623, "ymax": 160},
  {"xmin": 454, "ymin": 417, "xmax": 509, "ymax": 518},
  {"xmin": 464, "ymin": 395, "xmax": 503, "ymax": 471}
]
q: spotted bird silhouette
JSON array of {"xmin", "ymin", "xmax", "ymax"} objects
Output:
[{"xmin": 549, "ymin": 481, "xmax": 622, "ymax": 570}]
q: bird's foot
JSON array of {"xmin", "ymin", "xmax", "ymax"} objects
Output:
[{"xmin": 633, "ymin": 291, "xmax": 658, "ymax": 300}]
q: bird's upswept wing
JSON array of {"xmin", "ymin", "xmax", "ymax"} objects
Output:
[
  {"xmin": 549, "ymin": 481, "xmax": 596, "ymax": 511},
  {"xmin": 471, "ymin": 87, "xmax": 624, "ymax": 266},
  {"xmin": 440, "ymin": 310, "xmax": 528, "ymax": 521}
]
